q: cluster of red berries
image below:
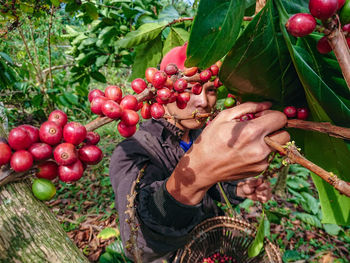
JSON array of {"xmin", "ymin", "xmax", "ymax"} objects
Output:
[
  {"xmin": 285, "ymin": 0, "xmax": 350, "ymax": 53},
  {"xmin": 283, "ymin": 106, "xmax": 309, "ymax": 120},
  {"xmin": 202, "ymin": 252, "xmax": 236, "ymax": 263},
  {"xmin": 0, "ymin": 110, "xmax": 102, "ymax": 183},
  {"xmin": 89, "ymin": 62, "xmax": 223, "ymax": 138}
]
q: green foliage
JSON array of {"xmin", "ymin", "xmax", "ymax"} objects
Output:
[{"xmin": 248, "ymin": 211, "xmax": 265, "ymax": 258}]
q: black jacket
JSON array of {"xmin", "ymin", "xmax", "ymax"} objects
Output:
[{"xmin": 109, "ymin": 119, "xmax": 245, "ymax": 262}]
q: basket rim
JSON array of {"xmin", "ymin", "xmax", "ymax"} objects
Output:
[{"xmin": 175, "ymin": 216, "xmax": 282, "ymax": 263}]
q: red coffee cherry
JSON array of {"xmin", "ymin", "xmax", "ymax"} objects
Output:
[
  {"xmin": 176, "ymin": 101, "xmax": 187, "ymax": 109},
  {"xmin": 10, "ymin": 150, "xmax": 33, "ymax": 172},
  {"xmin": 343, "ymin": 24, "xmax": 350, "ymax": 33},
  {"xmin": 39, "ymin": 121, "xmax": 63, "ymax": 145},
  {"xmin": 214, "ymin": 78, "xmax": 223, "ymax": 88},
  {"xmin": 174, "ymin": 78, "xmax": 188, "ymax": 92},
  {"xmin": 177, "ymin": 92, "xmax": 191, "ymax": 104},
  {"xmin": 283, "ymin": 106, "xmax": 297, "ymax": 118},
  {"xmin": 54, "ymin": 142, "xmax": 78, "ymax": 166},
  {"xmin": 19, "ymin": 125, "xmax": 39, "ymax": 145},
  {"xmin": 117, "ymin": 122, "xmax": 136, "ymax": 138},
  {"xmin": 58, "ymin": 160, "xmax": 84, "ymax": 182},
  {"xmin": 338, "ymin": 0, "xmax": 346, "ymax": 9},
  {"xmin": 309, "ymin": 0, "xmax": 338, "ymax": 20},
  {"xmin": 88, "ymin": 89, "xmax": 104, "ymax": 102},
  {"xmin": 78, "ymin": 145, "xmax": 103, "ymax": 165},
  {"xmin": 157, "ymin": 88, "xmax": 172, "ymax": 101},
  {"xmin": 152, "ymin": 71, "xmax": 167, "ymax": 89},
  {"xmin": 240, "ymin": 113, "xmax": 255, "ymax": 122},
  {"xmin": 8, "ymin": 127, "xmax": 31, "ymax": 150},
  {"xmin": 0, "ymin": 142, "xmax": 11, "ymax": 166},
  {"xmin": 141, "ymin": 102, "xmax": 152, "ymax": 119},
  {"xmin": 199, "ymin": 69, "xmax": 212, "ymax": 82},
  {"xmin": 168, "ymin": 92, "xmax": 177, "ymax": 103},
  {"xmin": 317, "ymin": 36, "xmax": 332, "ymax": 54},
  {"xmin": 105, "ymin": 85, "xmax": 122, "ymax": 103},
  {"xmin": 84, "ymin": 131, "xmax": 100, "ymax": 145},
  {"xmin": 101, "ymin": 100, "xmax": 123, "ymax": 120},
  {"xmin": 120, "ymin": 95, "xmax": 138, "ymax": 111},
  {"xmin": 91, "ymin": 96, "xmax": 108, "ymax": 115},
  {"xmin": 155, "ymin": 96, "xmax": 168, "ymax": 105},
  {"xmin": 37, "ymin": 161, "xmax": 58, "ymax": 180},
  {"xmin": 29, "ymin": 143, "xmax": 52, "ymax": 161},
  {"xmin": 150, "ymin": 103, "xmax": 165, "ymax": 119},
  {"xmin": 48, "ymin": 110, "xmax": 68, "ymax": 127},
  {"xmin": 145, "ymin": 67, "xmax": 157, "ymax": 83},
  {"xmin": 63, "ymin": 122, "xmax": 87, "ymax": 145},
  {"xmin": 191, "ymin": 83, "xmax": 202, "ymax": 95},
  {"xmin": 164, "ymin": 63, "xmax": 178, "ymax": 75},
  {"xmin": 131, "ymin": 78, "xmax": 147, "ymax": 94},
  {"xmin": 183, "ymin": 67, "xmax": 198, "ymax": 77},
  {"xmin": 285, "ymin": 13, "xmax": 316, "ymax": 37},
  {"xmin": 121, "ymin": 110, "xmax": 139, "ymax": 126},
  {"xmin": 210, "ymin": 65, "xmax": 219, "ymax": 76},
  {"xmin": 297, "ymin": 107, "xmax": 309, "ymax": 120}
]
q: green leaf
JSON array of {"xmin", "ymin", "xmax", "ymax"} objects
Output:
[
  {"xmin": 106, "ymin": 240, "xmax": 124, "ymax": 254},
  {"xmin": 97, "ymin": 227, "xmax": 120, "ymax": 240},
  {"xmin": 186, "ymin": 0, "xmax": 246, "ymax": 69},
  {"xmin": 300, "ymin": 192, "xmax": 319, "ymax": 215},
  {"xmin": 50, "ymin": 0, "xmax": 60, "ymax": 7},
  {"xmin": 283, "ymin": 250, "xmax": 302, "ymax": 262},
  {"xmin": 83, "ymin": 2, "xmax": 99, "ymax": 20},
  {"xmin": 95, "ymin": 55, "xmax": 109, "ymax": 68},
  {"xmin": 63, "ymin": 92, "xmax": 79, "ymax": 106},
  {"xmin": 323, "ymin": 223, "xmax": 342, "ymax": 236},
  {"xmin": 158, "ymin": 5, "xmax": 180, "ymax": 23},
  {"xmin": 248, "ymin": 211, "xmax": 265, "ymax": 258},
  {"xmin": 286, "ymin": 177, "xmax": 310, "ymax": 190},
  {"xmin": 116, "ymin": 21, "xmax": 167, "ymax": 48},
  {"xmin": 162, "ymin": 27, "xmax": 189, "ymax": 56},
  {"xmin": 0, "ymin": 52, "xmax": 14, "ymax": 64},
  {"xmin": 129, "ymin": 35, "xmax": 162, "ymax": 80},
  {"xmin": 294, "ymin": 212, "xmax": 322, "ymax": 228},
  {"xmin": 90, "ymin": 71, "xmax": 107, "ymax": 83}
]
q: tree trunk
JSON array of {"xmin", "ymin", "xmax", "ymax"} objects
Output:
[{"xmin": 0, "ymin": 178, "xmax": 89, "ymax": 263}]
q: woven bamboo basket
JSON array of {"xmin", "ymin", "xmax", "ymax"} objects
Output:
[{"xmin": 174, "ymin": 216, "xmax": 282, "ymax": 263}]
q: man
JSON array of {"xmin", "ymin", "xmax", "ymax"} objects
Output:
[{"xmin": 109, "ymin": 45, "xmax": 290, "ymax": 262}]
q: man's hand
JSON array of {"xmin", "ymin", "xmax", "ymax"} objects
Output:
[
  {"xmin": 167, "ymin": 102, "xmax": 289, "ymax": 205},
  {"xmin": 236, "ymin": 177, "xmax": 272, "ymax": 203}
]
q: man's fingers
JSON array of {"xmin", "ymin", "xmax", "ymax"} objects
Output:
[
  {"xmin": 220, "ymin": 102, "xmax": 272, "ymax": 121},
  {"xmin": 253, "ymin": 110, "xmax": 287, "ymax": 136},
  {"xmin": 256, "ymin": 181, "xmax": 270, "ymax": 191},
  {"xmin": 265, "ymin": 130, "xmax": 290, "ymax": 149},
  {"xmin": 242, "ymin": 183, "xmax": 255, "ymax": 195}
]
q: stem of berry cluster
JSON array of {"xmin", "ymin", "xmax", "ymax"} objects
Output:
[{"xmin": 264, "ymin": 137, "xmax": 350, "ymax": 197}]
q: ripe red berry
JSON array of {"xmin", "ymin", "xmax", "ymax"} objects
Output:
[
  {"xmin": 182, "ymin": 67, "xmax": 198, "ymax": 77},
  {"xmin": 285, "ymin": 13, "xmax": 316, "ymax": 37},
  {"xmin": 63, "ymin": 122, "xmax": 87, "ymax": 145},
  {"xmin": 0, "ymin": 142, "xmax": 11, "ymax": 166},
  {"xmin": 131, "ymin": 78, "xmax": 147, "ymax": 94},
  {"xmin": 48, "ymin": 110, "xmax": 68, "ymax": 127},
  {"xmin": 338, "ymin": 0, "xmax": 346, "ymax": 9},
  {"xmin": 214, "ymin": 78, "xmax": 223, "ymax": 88},
  {"xmin": 137, "ymin": 101, "xmax": 143, "ymax": 111},
  {"xmin": 19, "ymin": 125, "xmax": 39, "ymax": 145},
  {"xmin": 88, "ymin": 89, "xmax": 104, "ymax": 102},
  {"xmin": 39, "ymin": 121, "xmax": 63, "ymax": 145},
  {"xmin": 104, "ymin": 85, "xmax": 122, "ymax": 103},
  {"xmin": 155, "ymin": 96, "xmax": 168, "ymax": 105},
  {"xmin": 191, "ymin": 83, "xmax": 202, "ymax": 95},
  {"xmin": 121, "ymin": 109, "xmax": 139, "ymax": 126},
  {"xmin": 141, "ymin": 102, "xmax": 152, "ymax": 119},
  {"xmin": 176, "ymin": 101, "xmax": 187, "ymax": 109},
  {"xmin": 297, "ymin": 107, "xmax": 309, "ymax": 120},
  {"xmin": 91, "ymin": 96, "xmax": 108, "ymax": 115},
  {"xmin": 210, "ymin": 65, "xmax": 219, "ymax": 76},
  {"xmin": 58, "ymin": 160, "xmax": 84, "ymax": 182},
  {"xmin": 240, "ymin": 113, "xmax": 255, "ymax": 121},
  {"xmin": 157, "ymin": 88, "xmax": 172, "ymax": 101},
  {"xmin": 150, "ymin": 103, "xmax": 165, "ymax": 119},
  {"xmin": 37, "ymin": 161, "xmax": 58, "ymax": 180},
  {"xmin": 10, "ymin": 150, "xmax": 33, "ymax": 172},
  {"xmin": 317, "ymin": 36, "xmax": 332, "ymax": 54},
  {"xmin": 54, "ymin": 142, "xmax": 78, "ymax": 165},
  {"xmin": 199, "ymin": 69, "xmax": 212, "ymax": 82},
  {"xmin": 101, "ymin": 100, "xmax": 123, "ymax": 120},
  {"xmin": 168, "ymin": 92, "xmax": 177, "ymax": 103},
  {"xmin": 145, "ymin": 67, "xmax": 158, "ymax": 83},
  {"xmin": 309, "ymin": 0, "xmax": 338, "ymax": 20},
  {"xmin": 28, "ymin": 143, "xmax": 52, "ymax": 161},
  {"xmin": 177, "ymin": 92, "xmax": 191, "ymax": 104},
  {"xmin": 78, "ymin": 145, "xmax": 103, "ymax": 165},
  {"xmin": 174, "ymin": 78, "xmax": 188, "ymax": 92},
  {"xmin": 120, "ymin": 95, "xmax": 138, "ymax": 111},
  {"xmin": 152, "ymin": 71, "xmax": 167, "ymax": 89},
  {"xmin": 117, "ymin": 122, "xmax": 136, "ymax": 138},
  {"xmin": 347, "ymin": 38, "xmax": 350, "ymax": 48},
  {"xmin": 164, "ymin": 63, "xmax": 178, "ymax": 75},
  {"xmin": 8, "ymin": 127, "xmax": 31, "ymax": 150},
  {"xmin": 343, "ymin": 24, "xmax": 350, "ymax": 33},
  {"xmin": 164, "ymin": 77, "xmax": 174, "ymax": 88},
  {"xmin": 283, "ymin": 106, "xmax": 297, "ymax": 118},
  {"xmin": 84, "ymin": 131, "xmax": 100, "ymax": 145}
]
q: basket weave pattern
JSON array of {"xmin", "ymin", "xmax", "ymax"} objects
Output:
[{"xmin": 175, "ymin": 216, "xmax": 282, "ymax": 263}]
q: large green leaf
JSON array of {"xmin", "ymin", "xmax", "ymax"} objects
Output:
[
  {"xmin": 248, "ymin": 211, "xmax": 265, "ymax": 258},
  {"xmin": 219, "ymin": 0, "xmax": 303, "ymax": 106},
  {"xmin": 116, "ymin": 21, "xmax": 167, "ymax": 48},
  {"xmin": 162, "ymin": 27, "xmax": 189, "ymax": 56},
  {"xmin": 186, "ymin": 0, "xmax": 246, "ymax": 69},
  {"xmin": 129, "ymin": 35, "xmax": 163, "ymax": 81}
]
